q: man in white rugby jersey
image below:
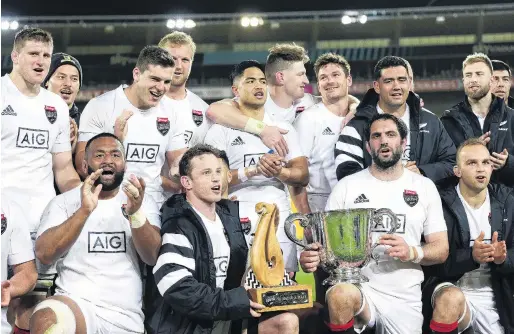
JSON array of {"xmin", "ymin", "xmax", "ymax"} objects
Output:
[
  {"xmin": 299, "ymin": 113, "xmax": 449, "ymax": 334},
  {"xmin": 75, "ymin": 45, "xmax": 186, "ymax": 209},
  {"xmin": 204, "ymin": 60, "xmax": 309, "ymax": 275},
  {"xmin": 1, "ymin": 198, "xmax": 38, "ymax": 334},
  {"xmin": 158, "ymin": 31, "xmax": 210, "ymax": 147},
  {"xmin": 293, "ymin": 53, "xmax": 355, "ymax": 213},
  {"xmin": 30, "ymin": 133, "xmax": 161, "ymax": 334},
  {"xmin": 1, "ymin": 27, "xmax": 81, "ymax": 333}
]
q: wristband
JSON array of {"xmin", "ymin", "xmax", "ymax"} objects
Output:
[
  {"xmin": 238, "ymin": 167, "xmax": 248, "ymax": 183},
  {"xmin": 129, "ymin": 209, "xmax": 147, "ymax": 229},
  {"xmin": 412, "ymin": 246, "xmax": 424, "ymax": 264},
  {"xmin": 401, "ymin": 246, "xmax": 416, "ymax": 262},
  {"xmin": 244, "ymin": 118, "xmax": 266, "ymax": 135}
]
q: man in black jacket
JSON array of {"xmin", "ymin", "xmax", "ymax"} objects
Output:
[
  {"xmin": 441, "ymin": 53, "xmax": 514, "ymax": 187},
  {"xmin": 334, "ymin": 56, "xmax": 456, "ymax": 187},
  {"xmin": 490, "ymin": 60, "xmax": 513, "ymax": 109},
  {"xmin": 422, "ymin": 138, "xmax": 514, "ymax": 334},
  {"xmin": 149, "ymin": 144, "xmax": 300, "ymax": 334}
]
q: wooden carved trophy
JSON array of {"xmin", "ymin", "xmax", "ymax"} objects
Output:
[{"xmin": 246, "ymin": 202, "xmax": 313, "ymax": 312}]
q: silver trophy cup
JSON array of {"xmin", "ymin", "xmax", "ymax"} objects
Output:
[{"xmin": 284, "ymin": 208, "xmax": 398, "ymax": 285}]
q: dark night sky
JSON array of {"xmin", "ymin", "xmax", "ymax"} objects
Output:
[{"xmin": 2, "ymin": 0, "xmax": 513, "ymax": 16}]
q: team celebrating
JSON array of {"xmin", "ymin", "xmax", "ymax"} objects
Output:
[{"xmin": 1, "ymin": 26, "xmax": 513, "ymax": 334}]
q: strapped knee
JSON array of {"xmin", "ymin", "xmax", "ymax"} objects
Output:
[{"xmin": 32, "ymin": 299, "xmax": 76, "ymax": 334}]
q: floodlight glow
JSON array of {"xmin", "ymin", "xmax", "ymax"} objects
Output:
[{"xmin": 341, "ymin": 15, "xmax": 352, "ymax": 25}]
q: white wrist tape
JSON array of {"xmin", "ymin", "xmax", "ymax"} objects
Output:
[
  {"xmin": 238, "ymin": 167, "xmax": 248, "ymax": 183},
  {"xmin": 244, "ymin": 118, "xmax": 266, "ymax": 135},
  {"xmin": 129, "ymin": 209, "xmax": 147, "ymax": 229},
  {"xmin": 412, "ymin": 246, "xmax": 424, "ymax": 263}
]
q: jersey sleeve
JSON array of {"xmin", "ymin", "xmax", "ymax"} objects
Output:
[
  {"xmin": 51, "ymin": 99, "xmax": 72, "ymax": 153},
  {"xmin": 293, "ymin": 111, "xmax": 316, "ymax": 159},
  {"xmin": 423, "ymin": 179, "xmax": 447, "ymax": 236},
  {"xmin": 281, "ymin": 123, "xmax": 305, "ymax": 161},
  {"xmin": 78, "ymin": 98, "xmax": 109, "ymax": 142},
  {"xmin": 325, "ymin": 179, "xmax": 347, "ymax": 211},
  {"xmin": 7, "ymin": 202, "xmax": 35, "ymax": 266},
  {"xmin": 166, "ymin": 113, "xmax": 187, "ymax": 152},
  {"xmin": 142, "ymin": 195, "xmax": 161, "ymax": 228},
  {"xmin": 36, "ymin": 195, "xmax": 71, "ymax": 239},
  {"xmin": 204, "ymin": 124, "xmax": 229, "ymax": 152}
]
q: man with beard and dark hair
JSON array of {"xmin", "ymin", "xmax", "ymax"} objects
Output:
[
  {"xmin": 490, "ymin": 59, "xmax": 513, "ymax": 108},
  {"xmin": 441, "ymin": 53, "xmax": 514, "ymax": 187},
  {"xmin": 300, "ymin": 113, "xmax": 448, "ymax": 334},
  {"xmin": 31, "ymin": 133, "xmax": 162, "ymax": 334},
  {"xmin": 334, "ymin": 56, "xmax": 456, "ymax": 188}
]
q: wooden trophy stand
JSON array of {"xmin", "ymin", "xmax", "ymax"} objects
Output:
[{"xmin": 247, "ymin": 203, "xmax": 313, "ymax": 312}]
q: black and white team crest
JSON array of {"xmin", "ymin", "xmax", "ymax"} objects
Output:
[
  {"xmin": 322, "ymin": 127, "xmax": 335, "ymax": 135},
  {"xmin": 231, "ymin": 136, "xmax": 245, "ymax": 146},
  {"xmin": 403, "ymin": 189, "xmax": 419, "ymax": 207},
  {"xmin": 1, "ymin": 214, "xmax": 6, "ymax": 235},
  {"xmin": 295, "ymin": 106, "xmax": 305, "ymax": 118},
  {"xmin": 44, "ymin": 105, "xmax": 57, "ymax": 124},
  {"xmin": 2, "ymin": 105, "xmax": 16, "ymax": 116},
  {"xmin": 192, "ymin": 109, "xmax": 203, "ymax": 126},
  {"xmin": 156, "ymin": 117, "xmax": 170, "ymax": 136},
  {"xmin": 240, "ymin": 217, "xmax": 251, "ymax": 235},
  {"xmin": 354, "ymin": 194, "xmax": 369, "ymax": 204}
]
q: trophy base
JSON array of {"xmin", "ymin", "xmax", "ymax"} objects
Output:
[
  {"xmin": 323, "ymin": 268, "xmax": 369, "ymax": 286},
  {"xmin": 248, "ymin": 284, "xmax": 313, "ymax": 312}
]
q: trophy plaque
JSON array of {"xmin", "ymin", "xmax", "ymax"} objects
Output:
[{"xmin": 246, "ymin": 202, "xmax": 313, "ymax": 312}]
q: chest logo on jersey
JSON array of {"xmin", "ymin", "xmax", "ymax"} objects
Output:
[
  {"xmin": 88, "ymin": 232, "xmax": 127, "ymax": 253},
  {"xmin": 372, "ymin": 213, "xmax": 406, "ymax": 234},
  {"xmin": 156, "ymin": 117, "xmax": 170, "ymax": 136},
  {"xmin": 192, "ymin": 110, "xmax": 203, "ymax": 126},
  {"xmin": 126, "ymin": 143, "xmax": 159, "ymax": 163},
  {"xmin": 16, "ymin": 127, "xmax": 50, "ymax": 149},
  {"xmin": 403, "ymin": 190, "xmax": 418, "ymax": 207},
  {"xmin": 240, "ymin": 217, "xmax": 252, "ymax": 235},
  {"xmin": 44, "ymin": 105, "xmax": 57, "ymax": 124},
  {"xmin": 295, "ymin": 106, "xmax": 305, "ymax": 118},
  {"xmin": 1, "ymin": 214, "xmax": 7, "ymax": 235},
  {"xmin": 184, "ymin": 130, "xmax": 193, "ymax": 146},
  {"xmin": 244, "ymin": 153, "xmax": 265, "ymax": 167}
]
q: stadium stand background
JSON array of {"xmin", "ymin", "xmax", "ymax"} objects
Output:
[{"xmin": 2, "ymin": 3, "xmax": 514, "ymax": 115}]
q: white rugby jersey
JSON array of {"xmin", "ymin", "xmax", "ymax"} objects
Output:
[
  {"xmin": 78, "ymin": 85, "xmax": 186, "ymax": 207},
  {"xmin": 37, "ymin": 186, "xmax": 161, "ymax": 333},
  {"xmin": 161, "ymin": 90, "xmax": 210, "ymax": 147},
  {"xmin": 326, "ymin": 168, "xmax": 447, "ymax": 301},
  {"xmin": 294, "ymin": 102, "xmax": 344, "ymax": 195},
  {"xmin": 265, "ymin": 92, "xmax": 318, "ymax": 124},
  {"xmin": 204, "ymin": 113, "xmax": 305, "ymax": 271},
  {"xmin": 1, "ymin": 198, "xmax": 35, "ymax": 334}
]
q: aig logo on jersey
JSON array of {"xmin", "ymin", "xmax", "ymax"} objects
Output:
[
  {"xmin": 44, "ymin": 105, "xmax": 57, "ymax": 124},
  {"xmin": 126, "ymin": 143, "xmax": 159, "ymax": 163},
  {"xmin": 88, "ymin": 232, "xmax": 126, "ymax": 253},
  {"xmin": 372, "ymin": 213, "xmax": 406, "ymax": 234},
  {"xmin": 16, "ymin": 128, "xmax": 49, "ymax": 149},
  {"xmin": 192, "ymin": 110, "xmax": 203, "ymax": 126},
  {"xmin": 156, "ymin": 117, "xmax": 170, "ymax": 136},
  {"xmin": 244, "ymin": 153, "xmax": 265, "ymax": 167}
]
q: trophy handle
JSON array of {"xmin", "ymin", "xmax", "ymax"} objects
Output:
[
  {"xmin": 284, "ymin": 213, "xmax": 309, "ymax": 248},
  {"xmin": 370, "ymin": 208, "xmax": 398, "ymax": 264}
]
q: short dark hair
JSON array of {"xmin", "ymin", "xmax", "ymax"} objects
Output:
[
  {"xmin": 364, "ymin": 113, "xmax": 408, "ymax": 142},
  {"xmin": 373, "ymin": 56, "xmax": 409, "ymax": 80},
  {"xmin": 179, "ymin": 144, "xmax": 221, "ymax": 177},
  {"xmin": 84, "ymin": 133, "xmax": 124, "ymax": 157},
  {"xmin": 136, "ymin": 45, "xmax": 175, "ymax": 73},
  {"xmin": 314, "ymin": 53, "xmax": 351, "ymax": 78},
  {"xmin": 230, "ymin": 60, "xmax": 264, "ymax": 84},
  {"xmin": 492, "ymin": 60, "xmax": 512, "ymax": 76},
  {"xmin": 218, "ymin": 150, "xmax": 230, "ymax": 168},
  {"xmin": 13, "ymin": 28, "xmax": 53, "ymax": 52}
]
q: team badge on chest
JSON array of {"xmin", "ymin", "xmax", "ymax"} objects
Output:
[
  {"xmin": 1, "ymin": 214, "xmax": 6, "ymax": 235},
  {"xmin": 192, "ymin": 110, "xmax": 203, "ymax": 126},
  {"xmin": 156, "ymin": 117, "xmax": 170, "ymax": 136},
  {"xmin": 295, "ymin": 106, "xmax": 305, "ymax": 118},
  {"xmin": 240, "ymin": 217, "xmax": 252, "ymax": 235},
  {"xmin": 403, "ymin": 189, "xmax": 419, "ymax": 207},
  {"xmin": 44, "ymin": 105, "xmax": 57, "ymax": 124}
]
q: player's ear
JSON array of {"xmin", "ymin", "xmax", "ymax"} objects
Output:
[
  {"xmin": 227, "ymin": 170, "xmax": 232, "ymax": 184},
  {"xmin": 133, "ymin": 67, "xmax": 141, "ymax": 83},
  {"xmin": 82, "ymin": 160, "xmax": 89, "ymax": 176},
  {"xmin": 11, "ymin": 50, "xmax": 19, "ymax": 65},
  {"xmin": 373, "ymin": 80, "xmax": 380, "ymax": 95},
  {"xmin": 180, "ymin": 175, "xmax": 192, "ymax": 190},
  {"xmin": 231, "ymin": 85, "xmax": 238, "ymax": 97},
  {"xmin": 453, "ymin": 164, "xmax": 461, "ymax": 178},
  {"xmin": 365, "ymin": 141, "xmax": 371, "ymax": 155},
  {"xmin": 275, "ymin": 71, "xmax": 285, "ymax": 85}
]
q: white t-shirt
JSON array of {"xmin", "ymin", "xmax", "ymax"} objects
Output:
[
  {"xmin": 1, "ymin": 198, "xmax": 35, "ymax": 334},
  {"xmin": 191, "ymin": 208, "xmax": 231, "ymax": 334},
  {"xmin": 377, "ymin": 104, "xmax": 411, "ymax": 164},
  {"xmin": 36, "ymin": 186, "xmax": 161, "ymax": 333},
  {"xmin": 78, "ymin": 85, "xmax": 186, "ymax": 207},
  {"xmin": 456, "ymin": 185, "xmax": 494, "ymax": 299},
  {"xmin": 1, "ymin": 74, "xmax": 71, "ymax": 232},
  {"xmin": 265, "ymin": 92, "xmax": 318, "ymax": 124},
  {"xmin": 294, "ymin": 102, "xmax": 344, "ymax": 194},
  {"xmin": 161, "ymin": 90, "xmax": 210, "ymax": 147},
  {"xmin": 326, "ymin": 168, "xmax": 447, "ymax": 302}
]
